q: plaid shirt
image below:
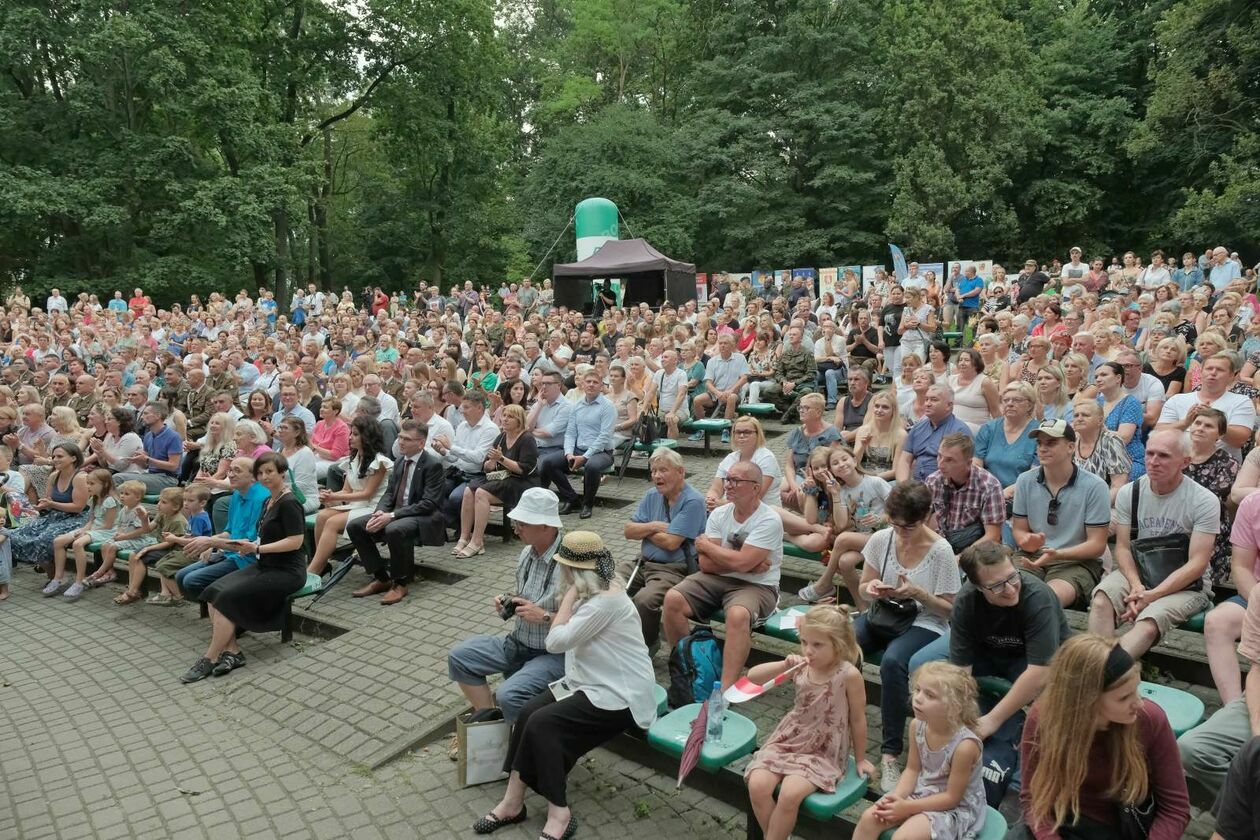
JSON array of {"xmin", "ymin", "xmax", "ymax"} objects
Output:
[
  {"xmin": 926, "ymin": 466, "xmax": 1005, "ymax": 532},
  {"xmin": 510, "ymin": 533, "xmax": 564, "ymax": 651}
]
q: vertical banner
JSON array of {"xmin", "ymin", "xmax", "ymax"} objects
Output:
[
  {"xmin": 889, "ymin": 244, "xmax": 909, "ymax": 281},
  {"xmin": 774, "ymin": 269, "xmax": 792, "ymax": 287},
  {"xmin": 818, "ymin": 268, "xmax": 839, "ymax": 298},
  {"xmin": 958, "ymin": 260, "xmax": 994, "ymax": 282},
  {"xmin": 750, "ymin": 270, "xmax": 769, "ymax": 294},
  {"xmin": 838, "ymin": 266, "xmax": 862, "ymax": 297},
  {"xmin": 696, "ymin": 273, "xmax": 708, "ymax": 302},
  {"xmin": 919, "ymin": 262, "xmax": 945, "ymax": 282}
]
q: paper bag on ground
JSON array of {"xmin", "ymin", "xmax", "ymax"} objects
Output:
[{"xmin": 456, "ymin": 713, "xmax": 510, "ymax": 787}]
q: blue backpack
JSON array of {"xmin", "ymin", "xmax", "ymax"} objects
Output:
[{"xmin": 667, "ymin": 627, "xmax": 723, "ymax": 709}]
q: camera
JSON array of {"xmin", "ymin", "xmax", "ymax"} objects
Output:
[{"xmin": 498, "ymin": 593, "xmax": 519, "ymax": 621}]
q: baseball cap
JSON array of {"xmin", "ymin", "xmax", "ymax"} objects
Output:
[{"xmin": 1029, "ymin": 418, "xmax": 1075, "ymax": 442}]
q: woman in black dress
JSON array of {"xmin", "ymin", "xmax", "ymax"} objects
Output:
[
  {"xmin": 453, "ymin": 404, "xmax": 538, "ymax": 557},
  {"xmin": 180, "ymin": 451, "xmax": 307, "ymax": 683}
]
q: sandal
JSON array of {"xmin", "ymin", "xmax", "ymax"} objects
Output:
[
  {"xmin": 473, "ymin": 807, "xmax": 527, "ymax": 835},
  {"xmin": 113, "ymin": 591, "xmax": 142, "ymax": 605},
  {"xmin": 456, "ymin": 544, "xmax": 485, "ymax": 558},
  {"xmin": 450, "ymin": 539, "xmax": 468, "ymax": 556}
]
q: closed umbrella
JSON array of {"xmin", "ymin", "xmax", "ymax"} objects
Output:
[{"xmin": 675, "ymin": 701, "xmax": 709, "ymax": 789}]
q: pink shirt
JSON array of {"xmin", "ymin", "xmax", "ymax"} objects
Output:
[
  {"xmin": 311, "ymin": 418, "xmax": 350, "ymax": 461},
  {"xmin": 1229, "ymin": 492, "xmax": 1260, "ymax": 578},
  {"xmin": 1238, "ymin": 583, "xmax": 1260, "ymax": 666}
]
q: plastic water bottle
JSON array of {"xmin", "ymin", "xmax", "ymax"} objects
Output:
[{"xmin": 705, "ymin": 681, "xmax": 726, "ymax": 743}]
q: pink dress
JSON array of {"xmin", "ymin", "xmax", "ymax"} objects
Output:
[{"xmin": 743, "ymin": 663, "xmax": 853, "ymax": 792}]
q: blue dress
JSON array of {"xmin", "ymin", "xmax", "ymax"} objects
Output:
[
  {"xmin": 1098, "ymin": 395, "xmax": 1146, "ymax": 479},
  {"xmin": 0, "ymin": 469, "xmax": 89, "ymax": 569}
]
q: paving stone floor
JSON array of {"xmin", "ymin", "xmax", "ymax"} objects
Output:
[{"xmin": 0, "ymin": 423, "xmax": 1226, "ymax": 838}]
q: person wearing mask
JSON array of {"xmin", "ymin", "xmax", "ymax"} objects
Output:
[{"xmin": 1019, "ymin": 634, "xmax": 1190, "ymax": 839}]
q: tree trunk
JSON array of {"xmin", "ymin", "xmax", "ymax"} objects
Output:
[
  {"xmin": 317, "ymin": 126, "xmax": 333, "ymax": 288},
  {"xmin": 273, "ymin": 207, "xmax": 290, "ymax": 311}
]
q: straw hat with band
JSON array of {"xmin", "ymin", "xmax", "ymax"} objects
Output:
[{"xmin": 554, "ymin": 531, "xmax": 615, "ymax": 582}]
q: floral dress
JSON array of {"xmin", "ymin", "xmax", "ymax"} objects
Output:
[
  {"xmin": 1, "ymin": 469, "xmax": 89, "ymax": 568},
  {"xmin": 1074, "ymin": 431, "xmax": 1132, "ymax": 487},
  {"xmin": 1187, "ymin": 448, "xmax": 1240, "ymax": 583},
  {"xmin": 743, "ymin": 663, "xmax": 853, "ymax": 792}
]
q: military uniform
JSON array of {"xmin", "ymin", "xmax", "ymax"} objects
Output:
[
  {"xmin": 206, "ymin": 372, "xmax": 236, "ymax": 397},
  {"xmin": 760, "ymin": 345, "xmax": 817, "ymax": 410},
  {"xmin": 183, "ymin": 384, "xmax": 214, "ymax": 438},
  {"xmin": 42, "ymin": 391, "xmax": 72, "ymax": 419},
  {"xmin": 67, "ymin": 392, "xmax": 97, "ymax": 426},
  {"xmin": 380, "ymin": 376, "xmax": 406, "ymax": 405}
]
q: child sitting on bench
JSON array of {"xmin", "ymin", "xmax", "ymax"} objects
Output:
[{"xmin": 745, "ymin": 605, "xmax": 872, "ymax": 840}]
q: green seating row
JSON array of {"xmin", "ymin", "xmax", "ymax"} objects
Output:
[{"xmin": 783, "ymin": 542, "xmax": 823, "ymax": 563}]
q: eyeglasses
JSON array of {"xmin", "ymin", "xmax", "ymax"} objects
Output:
[
  {"xmin": 888, "ymin": 520, "xmax": 919, "ymax": 532},
  {"xmin": 722, "ymin": 477, "xmax": 758, "ymax": 486},
  {"xmin": 979, "ymin": 571, "xmax": 1021, "ymax": 594},
  {"xmin": 734, "ymin": 429, "xmax": 755, "ymax": 436}
]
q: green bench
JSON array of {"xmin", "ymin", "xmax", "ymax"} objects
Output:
[
  {"xmin": 197, "ymin": 571, "xmax": 323, "ymax": 643},
  {"xmin": 784, "ymin": 542, "xmax": 823, "ymax": 563},
  {"xmin": 647, "ymin": 702, "xmax": 758, "ymax": 773},
  {"xmin": 880, "ymin": 806, "xmax": 1006, "ymax": 840},
  {"xmin": 736, "ymin": 403, "xmax": 776, "ymax": 417},
  {"xmin": 653, "ymin": 684, "xmax": 668, "ymax": 718},
  {"xmin": 761, "ymin": 605, "xmax": 811, "ymax": 644},
  {"xmin": 681, "ymin": 417, "xmax": 731, "ymax": 455},
  {"xmin": 1181, "ymin": 610, "xmax": 1207, "ymax": 633},
  {"xmin": 1139, "ymin": 681, "xmax": 1204, "ymax": 736},
  {"xmin": 632, "ymin": 437, "xmax": 678, "ymax": 454},
  {"xmin": 942, "ymin": 331, "xmax": 965, "ymax": 348},
  {"xmin": 793, "ymin": 756, "xmax": 869, "ymax": 822}
]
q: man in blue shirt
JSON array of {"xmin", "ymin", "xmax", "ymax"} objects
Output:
[
  {"xmin": 1209, "ymin": 245, "xmax": 1242, "ymax": 291},
  {"xmin": 621, "ymin": 448, "xmax": 707, "ymax": 651},
  {"xmin": 526, "ymin": 371, "xmax": 572, "ymax": 459},
  {"xmin": 956, "ymin": 266, "xmax": 984, "ymax": 328},
  {"xmin": 268, "ymin": 383, "xmax": 316, "ymax": 444},
  {"xmin": 174, "ymin": 456, "xmax": 270, "ymax": 602},
  {"xmin": 896, "ymin": 384, "xmax": 973, "ymax": 482},
  {"xmin": 537, "ymin": 370, "xmax": 615, "ymax": 519},
  {"xmin": 117, "ymin": 402, "xmax": 183, "ymax": 493}
]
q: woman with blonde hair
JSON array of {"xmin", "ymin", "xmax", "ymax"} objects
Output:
[
  {"xmin": 899, "ymin": 366, "xmax": 935, "ymax": 425},
  {"xmin": 1144, "ymin": 336, "xmax": 1185, "ymax": 397},
  {"xmin": 853, "ymin": 390, "xmax": 905, "ymax": 482},
  {"xmin": 1034, "ymin": 363, "xmax": 1072, "ymax": 423},
  {"xmin": 1070, "ymin": 398, "xmax": 1130, "ymax": 504},
  {"xmin": 1184, "ymin": 329, "xmax": 1228, "ymax": 392},
  {"xmin": 1019, "ymin": 634, "xmax": 1189, "ymax": 839},
  {"xmin": 1002, "ymin": 334, "xmax": 1053, "ymax": 388},
  {"xmin": 1058, "ymin": 352, "xmax": 1093, "ymax": 401}
]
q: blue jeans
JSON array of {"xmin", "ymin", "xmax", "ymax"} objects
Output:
[
  {"xmin": 824, "ymin": 367, "xmax": 848, "ymax": 405},
  {"xmin": 175, "ymin": 553, "xmax": 241, "ymax": 601},
  {"xmin": 908, "ymin": 631, "xmax": 950, "ymax": 674},
  {"xmin": 854, "ymin": 616, "xmax": 940, "ymax": 756},
  {"xmin": 448, "ymin": 634, "xmax": 565, "ymax": 723}
]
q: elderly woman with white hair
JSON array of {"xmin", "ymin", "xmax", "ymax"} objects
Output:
[{"xmin": 474, "ymin": 531, "xmax": 656, "ymax": 840}]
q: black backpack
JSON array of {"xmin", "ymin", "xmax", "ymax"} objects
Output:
[{"xmin": 667, "ymin": 627, "xmax": 724, "ymax": 709}]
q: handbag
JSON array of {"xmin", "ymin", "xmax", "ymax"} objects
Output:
[
  {"xmin": 1118, "ymin": 791, "xmax": 1156, "ymax": 840},
  {"xmin": 943, "ymin": 521, "xmax": 985, "ymax": 555},
  {"xmin": 865, "ymin": 534, "xmax": 919, "ymax": 639},
  {"xmin": 1129, "ymin": 481, "xmax": 1199, "ymax": 592}
]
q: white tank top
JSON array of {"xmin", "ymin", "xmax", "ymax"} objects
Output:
[{"xmin": 949, "ymin": 374, "xmax": 990, "ymax": 433}]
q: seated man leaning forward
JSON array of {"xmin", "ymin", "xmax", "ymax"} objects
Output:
[
  {"xmin": 1088, "ymin": 429, "xmax": 1216, "ymax": 658},
  {"xmin": 621, "ymin": 448, "xmax": 707, "ymax": 653},
  {"xmin": 662, "ymin": 460, "xmax": 783, "ymax": 689},
  {"xmin": 447, "ymin": 488, "xmax": 565, "ymax": 723}
]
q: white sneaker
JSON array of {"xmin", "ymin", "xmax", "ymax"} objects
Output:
[
  {"xmin": 879, "ymin": 756, "xmax": 901, "ymax": 794},
  {"xmin": 41, "ymin": 579, "xmax": 65, "ymax": 597},
  {"xmin": 61, "ymin": 582, "xmax": 86, "ymax": 602}
]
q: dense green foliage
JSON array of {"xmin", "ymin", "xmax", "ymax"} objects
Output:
[{"xmin": 2, "ymin": 0, "xmax": 1256, "ymax": 306}]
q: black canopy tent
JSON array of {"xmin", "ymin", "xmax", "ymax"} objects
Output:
[{"xmin": 551, "ymin": 238, "xmax": 697, "ymax": 312}]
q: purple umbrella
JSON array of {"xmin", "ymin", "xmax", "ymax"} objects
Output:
[{"xmin": 675, "ymin": 702, "xmax": 710, "ymax": 789}]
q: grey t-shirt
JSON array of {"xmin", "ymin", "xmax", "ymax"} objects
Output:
[
  {"xmin": 1012, "ymin": 466, "xmax": 1111, "ymax": 552},
  {"xmin": 1115, "ymin": 475, "xmax": 1220, "ymax": 589}
]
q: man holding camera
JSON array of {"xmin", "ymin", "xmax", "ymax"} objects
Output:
[{"xmin": 446, "ymin": 488, "xmax": 565, "ymax": 723}]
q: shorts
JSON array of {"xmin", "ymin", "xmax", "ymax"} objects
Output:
[
  {"xmin": 1091, "ymin": 569, "xmax": 1213, "ymax": 638},
  {"xmin": 154, "ymin": 549, "xmax": 198, "ymax": 578},
  {"xmin": 671, "ymin": 572, "xmax": 778, "ymax": 626},
  {"xmin": 1022, "ymin": 557, "xmax": 1102, "ymax": 609}
]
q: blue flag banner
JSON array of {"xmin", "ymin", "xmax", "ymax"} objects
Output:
[{"xmin": 889, "ymin": 244, "xmax": 909, "ymax": 282}]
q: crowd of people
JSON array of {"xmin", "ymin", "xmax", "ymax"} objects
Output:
[{"xmin": 4, "ymin": 246, "xmax": 1259, "ymax": 840}]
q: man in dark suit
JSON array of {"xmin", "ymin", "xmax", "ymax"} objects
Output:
[{"xmin": 349, "ymin": 419, "xmax": 446, "ymax": 605}]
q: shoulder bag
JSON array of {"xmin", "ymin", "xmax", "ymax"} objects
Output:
[
  {"xmin": 1129, "ymin": 480, "xmax": 1199, "ymax": 592},
  {"xmin": 865, "ymin": 533, "xmax": 919, "ymax": 641}
]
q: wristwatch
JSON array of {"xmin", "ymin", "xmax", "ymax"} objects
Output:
[{"xmin": 543, "ymin": 612, "xmax": 553, "ymax": 623}]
